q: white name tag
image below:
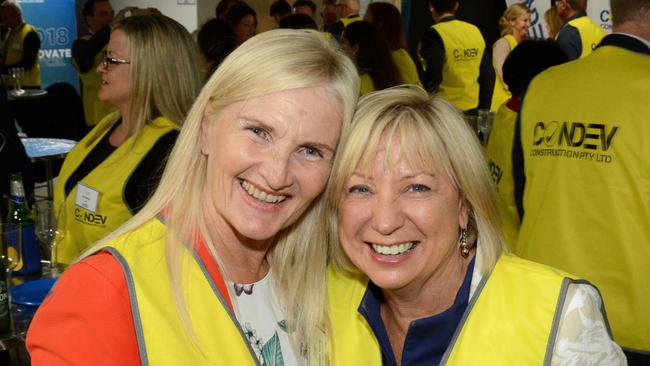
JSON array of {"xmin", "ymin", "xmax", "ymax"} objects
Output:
[{"xmin": 75, "ymin": 183, "xmax": 100, "ymax": 214}]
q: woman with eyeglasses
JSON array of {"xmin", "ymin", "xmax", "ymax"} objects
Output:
[{"xmin": 51, "ymin": 14, "xmax": 202, "ymax": 266}]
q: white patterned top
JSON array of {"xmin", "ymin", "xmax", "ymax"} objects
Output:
[{"xmin": 230, "ymin": 271, "xmax": 304, "ymax": 366}]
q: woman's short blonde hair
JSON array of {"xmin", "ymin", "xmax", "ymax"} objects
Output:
[
  {"xmin": 324, "ymin": 86, "xmax": 505, "ymax": 275},
  {"xmin": 499, "ymin": 3, "xmax": 532, "ymax": 37},
  {"xmin": 89, "ymin": 29, "xmax": 359, "ymax": 363}
]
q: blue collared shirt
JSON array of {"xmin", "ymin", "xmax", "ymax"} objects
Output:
[{"xmin": 358, "ymin": 258, "xmax": 475, "ymax": 366}]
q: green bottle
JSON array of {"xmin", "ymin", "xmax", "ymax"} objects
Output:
[{"xmin": 7, "ymin": 172, "xmax": 41, "ymax": 274}]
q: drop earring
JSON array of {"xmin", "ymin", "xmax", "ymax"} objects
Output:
[{"xmin": 460, "ymin": 228, "xmax": 470, "ymax": 258}]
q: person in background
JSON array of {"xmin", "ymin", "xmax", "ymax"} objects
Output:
[
  {"xmin": 486, "ymin": 40, "xmax": 566, "ymax": 250},
  {"xmin": 365, "ymin": 2, "xmax": 422, "ymax": 88},
  {"xmin": 553, "ymin": 0, "xmax": 606, "ymax": 60},
  {"xmin": 489, "ymin": 3, "xmax": 531, "ymax": 111},
  {"xmin": 544, "ymin": 5, "xmax": 563, "ymax": 39},
  {"xmin": 51, "ymin": 14, "xmax": 202, "ymax": 266},
  {"xmin": 27, "ymin": 29, "xmax": 359, "ymax": 366},
  {"xmin": 225, "ymin": 2, "xmax": 257, "ymax": 44},
  {"xmin": 269, "ymin": 0, "xmax": 291, "ymax": 26},
  {"xmin": 197, "ymin": 18, "xmax": 238, "ymax": 78},
  {"xmin": 342, "ymin": 21, "xmax": 400, "ymax": 96},
  {"xmin": 513, "ymin": 0, "xmax": 650, "ymax": 363},
  {"xmin": 320, "ymin": 0, "xmax": 337, "ymax": 32},
  {"xmin": 329, "ymin": 0, "xmax": 362, "ymax": 41},
  {"xmin": 278, "ymin": 13, "xmax": 317, "ymax": 30},
  {"xmin": 215, "ymin": 0, "xmax": 240, "ymax": 19},
  {"xmin": 0, "ymin": 0, "xmax": 40, "ymax": 88},
  {"xmin": 326, "ymin": 85, "xmax": 626, "ymax": 366},
  {"xmin": 74, "ymin": 0, "xmax": 117, "ymax": 127},
  {"xmin": 293, "ymin": 0, "xmax": 317, "ymax": 19},
  {"xmin": 418, "ymin": 0, "xmax": 490, "ymax": 114}
]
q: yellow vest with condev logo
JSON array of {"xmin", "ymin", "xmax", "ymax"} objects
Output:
[
  {"xmin": 490, "ymin": 34, "xmax": 517, "ymax": 111},
  {"xmin": 2, "ymin": 23, "xmax": 40, "ymax": 87},
  {"xmin": 328, "ymin": 254, "xmax": 583, "ymax": 365},
  {"xmin": 53, "ymin": 113, "xmax": 178, "ymax": 264},
  {"xmin": 72, "ymin": 35, "xmax": 116, "ymax": 126},
  {"xmin": 486, "ymin": 101, "xmax": 519, "ymax": 251},
  {"xmin": 100, "ymin": 218, "xmax": 258, "ymax": 365},
  {"xmin": 565, "ymin": 16, "xmax": 606, "ymax": 58},
  {"xmin": 430, "ymin": 20, "xmax": 485, "ymax": 111},
  {"xmin": 517, "ymin": 41, "xmax": 650, "ymax": 352}
]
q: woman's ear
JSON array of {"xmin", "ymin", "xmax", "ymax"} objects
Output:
[
  {"xmin": 200, "ymin": 116, "xmax": 210, "ymax": 156},
  {"xmin": 458, "ymin": 199, "xmax": 470, "ymax": 230}
]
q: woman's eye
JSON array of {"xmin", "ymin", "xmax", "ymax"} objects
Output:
[
  {"xmin": 348, "ymin": 185, "xmax": 370, "ymax": 194},
  {"xmin": 300, "ymin": 146, "xmax": 324, "ymax": 159},
  {"xmin": 409, "ymin": 184, "xmax": 430, "ymax": 193},
  {"xmin": 248, "ymin": 126, "xmax": 269, "ymax": 140}
]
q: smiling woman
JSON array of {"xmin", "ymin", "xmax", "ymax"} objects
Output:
[
  {"xmin": 27, "ymin": 29, "xmax": 359, "ymax": 366},
  {"xmin": 325, "ymin": 85, "xmax": 626, "ymax": 366}
]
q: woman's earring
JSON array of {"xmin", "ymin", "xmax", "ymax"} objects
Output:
[{"xmin": 460, "ymin": 228, "xmax": 470, "ymax": 258}]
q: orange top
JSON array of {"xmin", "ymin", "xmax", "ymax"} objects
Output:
[{"xmin": 26, "ymin": 237, "xmax": 231, "ymax": 365}]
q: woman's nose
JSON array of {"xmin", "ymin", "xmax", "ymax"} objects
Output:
[
  {"xmin": 370, "ymin": 194, "xmax": 404, "ymax": 235},
  {"xmin": 259, "ymin": 150, "xmax": 293, "ymax": 191}
]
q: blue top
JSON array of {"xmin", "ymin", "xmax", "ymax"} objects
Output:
[
  {"xmin": 556, "ymin": 11, "xmax": 588, "ymax": 61},
  {"xmin": 358, "ymin": 258, "xmax": 475, "ymax": 366}
]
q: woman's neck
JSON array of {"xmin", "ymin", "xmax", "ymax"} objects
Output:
[
  {"xmin": 201, "ymin": 199, "xmax": 273, "ymax": 284},
  {"xmin": 109, "ymin": 104, "xmax": 132, "ymax": 146},
  {"xmin": 380, "ymin": 252, "xmax": 474, "ymax": 366}
]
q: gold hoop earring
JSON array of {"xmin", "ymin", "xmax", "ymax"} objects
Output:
[{"xmin": 460, "ymin": 228, "xmax": 470, "ymax": 258}]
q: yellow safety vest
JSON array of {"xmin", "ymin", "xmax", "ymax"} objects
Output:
[
  {"xmin": 517, "ymin": 40, "xmax": 650, "ymax": 352},
  {"xmin": 328, "ymin": 254, "xmax": 583, "ymax": 365},
  {"xmin": 54, "ymin": 113, "xmax": 178, "ymax": 264},
  {"xmin": 100, "ymin": 218, "xmax": 258, "ymax": 365},
  {"xmin": 430, "ymin": 20, "xmax": 485, "ymax": 111},
  {"xmin": 563, "ymin": 16, "xmax": 606, "ymax": 59},
  {"xmin": 339, "ymin": 15, "xmax": 362, "ymax": 28},
  {"xmin": 72, "ymin": 35, "xmax": 116, "ymax": 126},
  {"xmin": 486, "ymin": 99, "xmax": 519, "ymax": 251},
  {"xmin": 391, "ymin": 48, "xmax": 422, "ymax": 87},
  {"xmin": 359, "ymin": 73, "xmax": 375, "ymax": 96},
  {"xmin": 2, "ymin": 23, "xmax": 40, "ymax": 87},
  {"xmin": 490, "ymin": 34, "xmax": 517, "ymax": 111}
]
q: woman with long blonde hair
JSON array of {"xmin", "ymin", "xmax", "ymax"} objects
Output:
[
  {"xmin": 52, "ymin": 13, "xmax": 202, "ymax": 266},
  {"xmin": 490, "ymin": 3, "xmax": 531, "ymax": 110},
  {"xmin": 28, "ymin": 29, "xmax": 359, "ymax": 365}
]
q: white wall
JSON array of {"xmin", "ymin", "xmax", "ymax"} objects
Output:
[{"xmin": 110, "ymin": 0, "xmax": 199, "ymax": 32}]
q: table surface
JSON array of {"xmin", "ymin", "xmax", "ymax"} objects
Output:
[
  {"xmin": 7, "ymin": 89, "xmax": 47, "ymax": 101},
  {"xmin": 20, "ymin": 138, "xmax": 76, "ymax": 160}
]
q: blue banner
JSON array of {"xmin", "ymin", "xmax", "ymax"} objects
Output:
[{"xmin": 19, "ymin": 0, "xmax": 79, "ymax": 91}]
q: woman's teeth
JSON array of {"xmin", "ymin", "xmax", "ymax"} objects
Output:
[
  {"xmin": 240, "ymin": 180, "xmax": 287, "ymax": 203},
  {"xmin": 371, "ymin": 242, "xmax": 416, "ymax": 256}
]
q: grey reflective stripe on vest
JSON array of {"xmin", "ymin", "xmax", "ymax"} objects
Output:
[
  {"xmin": 545, "ymin": 277, "xmax": 571, "ymax": 365},
  {"xmin": 439, "ymin": 268, "xmax": 492, "ymax": 365},
  {"xmin": 189, "ymin": 248, "xmax": 262, "ymax": 366},
  {"xmin": 104, "ymin": 247, "xmax": 150, "ymax": 366}
]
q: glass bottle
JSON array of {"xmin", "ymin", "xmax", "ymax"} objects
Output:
[{"xmin": 7, "ymin": 172, "xmax": 41, "ymax": 275}]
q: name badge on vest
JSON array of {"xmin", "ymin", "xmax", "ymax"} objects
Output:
[{"xmin": 75, "ymin": 183, "xmax": 100, "ymax": 213}]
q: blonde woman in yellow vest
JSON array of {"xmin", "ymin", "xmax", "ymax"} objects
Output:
[
  {"xmin": 486, "ymin": 40, "xmax": 567, "ymax": 251},
  {"xmin": 365, "ymin": 2, "xmax": 422, "ymax": 88},
  {"xmin": 72, "ymin": 0, "xmax": 119, "ymax": 126},
  {"xmin": 28, "ymin": 29, "xmax": 360, "ymax": 365},
  {"xmin": 514, "ymin": 1, "xmax": 650, "ymax": 361},
  {"xmin": 554, "ymin": 0, "xmax": 606, "ymax": 60},
  {"xmin": 489, "ymin": 3, "xmax": 531, "ymax": 112},
  {"xmin": 323, "ymin": 86, "xmax": 625, "ymax": 365},
  {"xmin": 418, "ymin": 0, "xmax": 490, "ymax": 113},
  {"xmin": 51, "ymin": 14, "xmax": 202, "ymax": 266},
  {"xmin": 0, "ymin": 1, "xmax": 40, "ymax": 88}
]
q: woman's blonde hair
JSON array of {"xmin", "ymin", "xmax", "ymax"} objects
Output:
[
  {"xmin": 498, "ymin": 3, "xmax": 531, "ymax": 37},
  {"xmin": 88, "ymin": 14, "xmax": 202, "ymax": 146},
  {"xmin": 87, "ymin": 29, "xmax": 359, "ymax": 363},
  {"xmin": 324, "ymin": 86, "xmax": 504, "ymax": 276},
  {"xmin": 544, "ymin": 6, "xmax": 563, "ymax": 39}
]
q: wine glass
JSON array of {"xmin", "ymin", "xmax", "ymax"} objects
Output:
[
  {"xmin": 477, "ymin": 109, "xmax": 494, "ymax": 145},
  {"xmin": 0, "ymin": 223, "xmax": 22, "ymax": 273},
  {"xmin": 9, "ymin": 67, "xmax": 25, "ymax": 96},
  {"xmin": 33, "ymin": 200, "xmax": 64, "ymax": 276}
]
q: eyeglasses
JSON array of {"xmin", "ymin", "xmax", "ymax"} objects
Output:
[{"xmin": 102, "ymin": 53, "xmax": 130, "ymax": 70}]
